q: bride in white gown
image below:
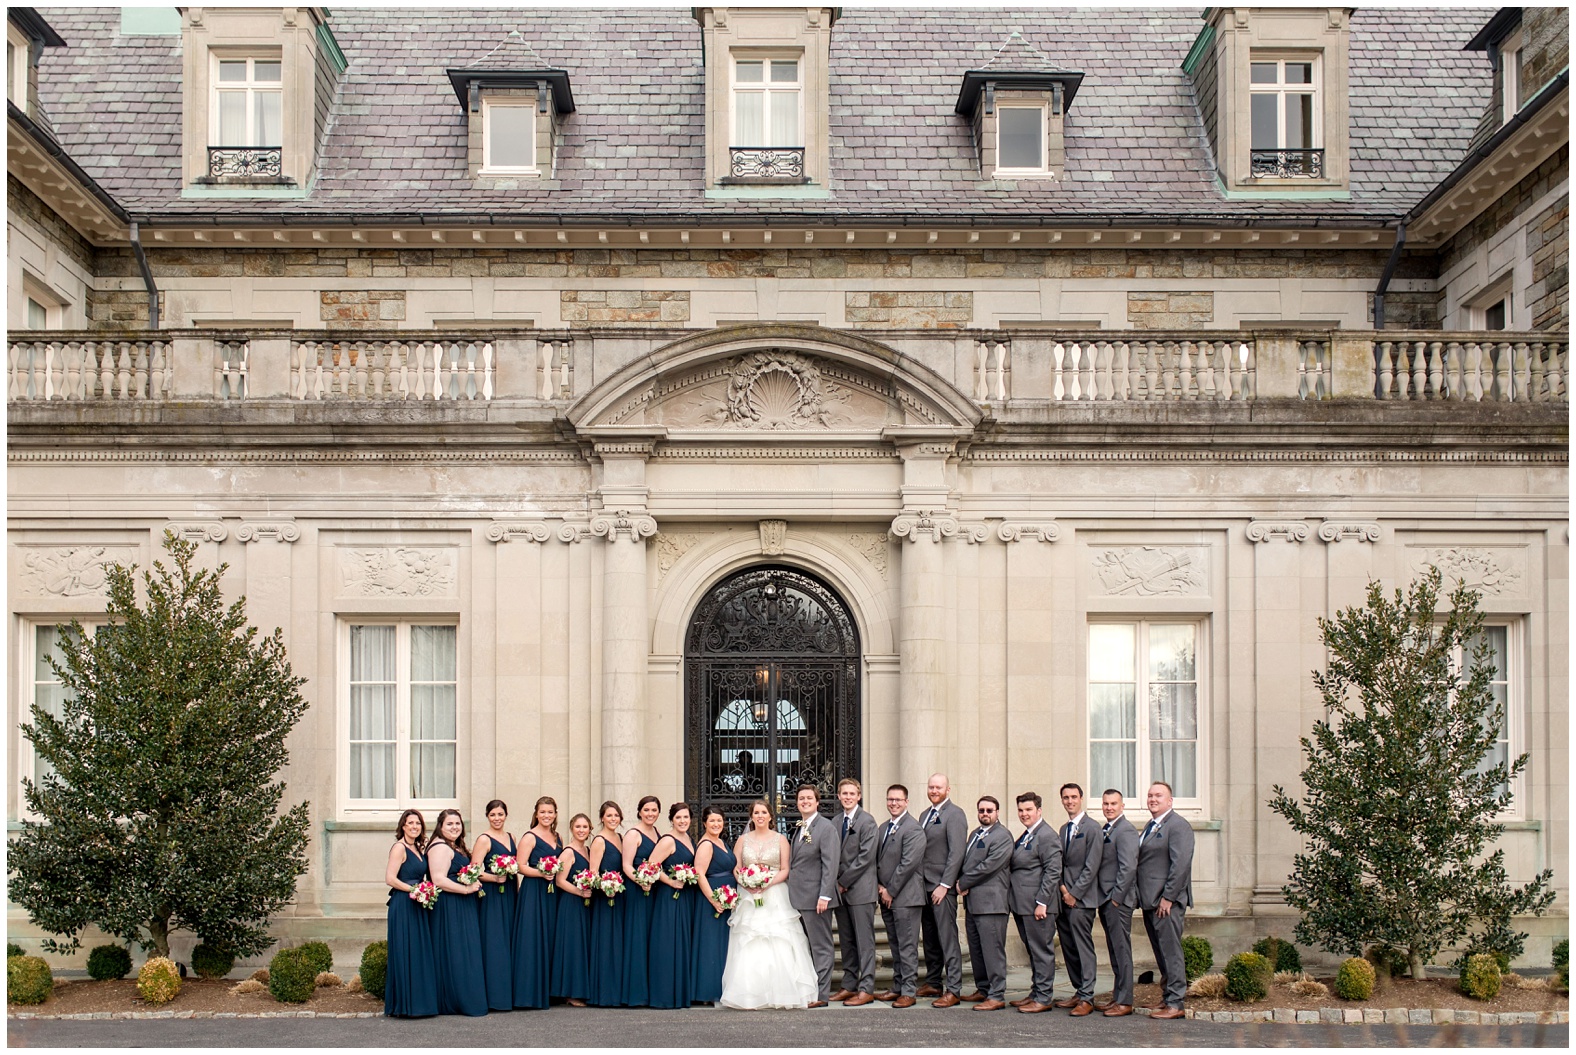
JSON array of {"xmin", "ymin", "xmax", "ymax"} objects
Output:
[{"xmin": 720, "ymin": 800, "xmax": 819, "ymax": 1009}]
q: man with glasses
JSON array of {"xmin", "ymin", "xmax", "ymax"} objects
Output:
[
  {"xmin": 957, "ymin": 795, "xmax": 1014, "ymax": 1011},
  {"xmin": 874, "ymin": 784, "xmax": 926, "ymax": 1008}
]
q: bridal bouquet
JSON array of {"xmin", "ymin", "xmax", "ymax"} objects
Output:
[
  {"xmin": 710, "ymin": 883, "xmax": 739, "ymax": 918},
  {"xmin": 408, "ymin": 880, "xmax": 439, "ymax": 910},
  {"xmin": 668, "ymin": 862, "xmax": 698, "ymax": 900},
  {"xmin": 537, "ymin": 854, "xmax": 561, "ymax": 894},
  {"xmin": 635, "ymin": 861, "xmax": 663, "ymax": 895},
  {"xmin": 457, "ymin": 861, "xmax": 486, "ymax": 897},
  {"xmin": 571, "ymin": 868, "xmax": 597, "ymax": 906},
  {"xmin": 738, "ymin": 864, "xmax": 774, "ymax": 907},
  {"xmin": 597, "ymin": 870, "xmax": 625, "ymax": 906}
]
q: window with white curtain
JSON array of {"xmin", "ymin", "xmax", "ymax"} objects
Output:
[
  {"xmin": 1088, "ymin": 620, "xmax": 1202, "ymax": 804},
  {"xmin": 212, "ymin": 55, "xmax": 282, "ymax": 147},
  {"xmin": 732, "ymin": 56, "xmax": 801, "ymax": 147},
  {"xmin": 1250, "ymin": 57, "xmax": 1320, "ymax": 153},
  {"xmin": 21, "ymin": 621, "xmax": 104, "ymax": 789},
  {"xmin": 482, "ymin": 98, "xmax": 536, "ymax": 173},
  {"xmin": 996, "ymin": 106, "xmax": 1047, "ymax": 174},
  {"xmin": 345, "ymin": 622, "xmax": 458, "ymax": 809},
  {"xmin": 1454, "ymin": 623, "xmax": 1519, "ymax": 807}
]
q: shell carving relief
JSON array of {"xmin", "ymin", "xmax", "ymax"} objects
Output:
[
  {"xmin": 1093, "ymin": 547, "xmax": 1206, "ymax": 596},
  {"xmin": 1412, "ymin": 547, "xmax": 1524, "ymax": 596},
  {"xmin": 339, "ymin": 548, "xmax": 457, "ymax": 597},
  {"xmin": 19, "ymin": 546, "xmax": 137, "ymax": 597}
]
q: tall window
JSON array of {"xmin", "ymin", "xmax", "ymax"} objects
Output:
[
  {"xmin": 733, "ymin": 57, "xmax": 801, "ymax": 147},
  {"xmin": 7, "ymin": 23, "xmax": 26, "ymax": 107},
  {"xmin": 23, "ymin": 622, "xmax": 103, "ymax": 787},
  {"xmin": 996, "ymin": 106, "xmax": 1046, "ymax": 174},
  {"xmin": 1250, "ymin": 57, "xmax": 1321, "ymax": 176},
  {"xmin": 1457, "ymin": 624, "xmax": 1516, "ymax": 803},
  {"xmin": 1088, "ymin": 621, "xmax": 1201, "ymax": 802},
  {"xmin": 345, "ymin": 622, "xmax": 458, "ymax": 808},
  {"xmin": 482, "ymin": 98, "xmax": 536, "ymax": 173},
  {"xmin": 1501, "ymin": 35, "xmax": 1522, "ymax": 124},
  {"xmin": 213, "ymin": 56, "xmax": 282, "ymax": 147}
]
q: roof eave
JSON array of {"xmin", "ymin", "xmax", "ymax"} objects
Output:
[
  {"xmin": 444, "ymin": 68, "xmax": 576, "ymax": 114},
  {"xmin": 1464, "ymin": 7, "xmax": 1523, "ymax": 52},
  {"xmin": 954, "ymin": 69, "xmax": 1085, "ymax": 116},
  {"xmin": 9, "ymin": 7, "xmax": 66, "ymax": 48}
]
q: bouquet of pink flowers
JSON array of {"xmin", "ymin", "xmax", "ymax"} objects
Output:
[
  {"xmin": 709, "ymin": 883, "xmax": 739, "ymax": 918},
  {"xmin": 597, "ymin": 870, "xmax": 625, "ymax": 906},
  {"xmin": 635, "ymin": 861, "xmax": 663, "ymax": 895},
  {"xmin": 738, "ymin": 864, "xmax": 774, "ymax": 907},
  {"xmin": 489, "ymin": 854, "xmax": 519, "ymax": 885},
  {"xmin": 668, "ymin": 862, "xmax": 698, "ymax": 900},
  {"xmin": 408, "ymin": 880, "xmax": 439, "ymax": 910},
  {"xmin": 537, "ymin": 855, "xmax": 561, "ymax": 895},
  {"xmin": 571, "ymin": 868, "xmax": 596, "ymax": 906},
  {"xmin": 457, "ymin": 861, "xmax": 486, "ymax": 897}
]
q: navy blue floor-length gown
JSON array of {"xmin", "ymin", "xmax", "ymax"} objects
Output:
[
  {"xmin": 549, "ymin": 846, "xmax": 593, "ymax": 1001},
  {"xmin": 646, "ymin": 837, "xmax": 697, "ymax": 1009},
  {"xmin": 587, "ymin": 834, "xmax": 626, "ymax": 1007},
  {"xmin": 477, "ymin": 831, "xmax": 517, "ymax": 1012},
  {"xmin": 428, "ymin": 846, "xmax": 487, "ymax": 1017},
  {"xmin": 619, "ymin": 830, "xmax": 658, "ymax": 1007},
  {"xmin": 511, "ymin": 832, "xmax": 561, "ymax": 1009},
  {"xmin": 384, "ymin": 844, "xmax": 439, "ymax": 1017},
  {"xmin": 691, "ymin": 839, "xmax": 736, "ymax": 1004}
]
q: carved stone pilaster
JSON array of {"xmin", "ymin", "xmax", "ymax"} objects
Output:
[
  {"xmin": 236, "ymin": 522, "xmax": 301, "ymax": 544},
  {"xmin": 163, "ymin": 521, "xmax": 228, "ymax": 543},
  {"xmin": 1246, "ymin": 520, "xmax": 1310, "ymax": 544},
  {"xmin": 996, "ymin": 521, "xmax": 1060, "ymax": 543},
  {"xmin": 556, "ymin": 520, "xmax": 594, "ymax": 544},
  {"xmin": 485, "ymin": 520, "xmax": 552, "ymax": 544},
  {"xmin": 1317, "ymin": 521, "xmax": 1382, "ymax": 544},
  {"xmin": 590, "ymin": 509, "xmax": 659, "ymax": 542},
  {"xmin": 889, "ymin": 509, "xmax": 959, "ymax": 543},
  {"xmin": 758, "ymin": 519, "xmax": 788, "ymax": 555}
]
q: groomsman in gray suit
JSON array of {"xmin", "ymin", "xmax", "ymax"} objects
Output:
[
  {"xmin": 1053, "ymin": 783, "xmax": 1103, "ymax": 1016},
  {"xmin": 830, "ymin": 777, "xmax": 879, "ymax": 1006},
  {"xmin": 788, "ymin": 784, "xmax": 842, "ymax": 1007},
  {"xmin": 874, "ymin": 784, "xmax": 927, "ymax": 1008},
  {"xmin": 1095, "ymin": 789, "xmax": 1140, "ymax": 1017},
  {"xmin": 917, "ymin": 773, "xmax": 969, "ymax": 1007},
  {"xmin": 1137, "ymin": 780, "xmax": 1194, "ymax": 1020},
  {"xmin": 1007, "ymin": 791, "xmax": 1062, "ymax": 1014},
  {"xmin": 957, "ymin": 796, "xmax": 1014, "ymax": 1010}
]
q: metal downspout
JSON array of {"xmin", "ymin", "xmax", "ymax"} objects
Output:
[
  {"xmin": 1372, "ymin": 223, "xmax": 1406, "ymax": 331},
  {"xmin": 129, "ymin": 222, "xmax": 160, "ymax": 330}
]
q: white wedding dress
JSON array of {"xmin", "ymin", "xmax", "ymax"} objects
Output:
[{"xmin": 719, "ymin": 833, "xmax": 819, "ymax": 1010}]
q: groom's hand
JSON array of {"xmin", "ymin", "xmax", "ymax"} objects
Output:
[
  {"xmin": 930, "ymin": 884, "xmax": 947, "ymax": 905},
  {"xmin": 816, "ymin": 896, "xmax": 830, "ymax": 914}
]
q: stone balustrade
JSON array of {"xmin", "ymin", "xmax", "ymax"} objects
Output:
[{"xmin": 1373, "ymin": 333, "xmax": 1567, "ymax": 402}]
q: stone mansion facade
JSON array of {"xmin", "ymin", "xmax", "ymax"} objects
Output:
[{"xmin": 6, "ymin": 6, "xmax": 1568, "ymax": 966}]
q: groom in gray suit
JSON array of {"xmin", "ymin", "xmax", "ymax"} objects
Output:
[
  {"xmin": 1095, "ymin": 789, "xmax": 1140, "ymax": 1017},
  {"xmin": 874, "ymin": 784, "xmax": 927, "ymax": 1008},
  {"xmin": 789, "ymin": 784, "xmax": 841, "ymax": 1008},
  {"xmin": 831, "ymin": 777, "xmax": 879, "ymax": 1006},
  {"xmin": 1137, "ymin": 781, "xmax": 1194, "ymax": 1020},
  {"xmin": 1054, "ymin": 782, "xmax": 1103, "ymax": 1016},
  {"xmin": 957, "ymin": 796, "xmax": 1014, "ymax": 1010},
  {"xmin": 917, "ymin": 773, "xmax": 969, "ymax": 1007},
  {"xmin": 1008, "ymin": 791, "xmax": 1062, "ymax": 1014}
]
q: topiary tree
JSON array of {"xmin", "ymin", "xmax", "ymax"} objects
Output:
[
  {"xmin": 297, "ymin": 941, "xmax": 333, "ymax": 976},
  {"xmin": 1181, "ymin": 934, "xmax": 1213, "ymax": 981},
  {"xmin": 359, "ymin": 940, "xmax": 388, "ymax": 1001},
  {"xmin": 7, "ymin": 533, "xmax": 311, "ymax": 961},
  {"xmin": 7, "ymin": 955, "xmax": 54, "ymax": 1004},
  {"xmin": 1269, "ymin": 569, "xmax": 1555, "ymax": 981},
  {"xmin": 268, "ymin": 947, "xmax": 317, "ymax": 1004},
  {"xmin": 1224, "ymin": 952, "xmax": 1271, "ymax": 1002},
  {"xmin": 190, "ymin": 943, "xmax": 236, "ymax": 980},
  {"xmin": 86, "ymin": 944, "xmax": 133, "ymax": 981},
  {"xmin": 1334, "ymin": 957, "xmax": 1375, "ymax": 1001},
  {"xmin": 136, "ymin": 957, "xmax": 181, "ymax": 1005}
]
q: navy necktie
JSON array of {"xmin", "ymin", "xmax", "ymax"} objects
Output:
[
  {"xmin": 1141, "ymin": 819, "xmax": 1157, "ymax": 843},
  {"xmin": 1065, "ymin": 822, "xmax": 1075, "ymax": 854},
  {"xmin": 844, "ymin": 814, "xmax": 851, "ymax": 837}
]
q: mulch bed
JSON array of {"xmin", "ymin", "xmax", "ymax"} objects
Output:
[
  {"xmin": 1169, "ymin": 977, "xmax": 1568, "ymax": 1015},
  {"xmin": 9, "ymin": 978, "xmax": 382, "ymax": 1015}
]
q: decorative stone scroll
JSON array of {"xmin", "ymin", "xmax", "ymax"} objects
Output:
[
  {"xmin": 1093, "ymin": 547, "xmax": 1205, "ymax": 596},
  {"xmin": 1317, "ymin": 522, "xmax": 1382, "ymax": 544},
  {"xmin": 1412, "ymin": 547, "xmax": 1524, "ymax": 595},
  {"xmin": 996, "ymin": 521, "xmax": 1060, "ymax": 544},
  {"xmin": 236, "ymin": 522, "xmax": 302, "ymax": 544},
  {"xmin": 1246, "ymin": 520, "xmax": 1310, "ymax": 544},
  {"xmin": 655, "ymin": 532, "xmax": 704, "ymax": 578},
  {"xmin": 957, "ymin": 522, "xmax": 994, "ymax": 545},
  {"xmin": 889, "ymin": 510, "xmax": 959, "ymax": 543},
  {"xmin": 19, "ymin": 546, "xmax": 137, "ymax": 598},
  {"xmin": 339, "ymin": 548, "xmax": 457, "ymax": 597},
  {"xmin": 590, "ymin": 509, "xmax": 659, "ymax": 542},
  {"xmin": 556, "ymin": 521, "xmax": 595, "ymax": 544},
  {"xmin": 485, "ymin": 520, "xmax": 553, "ymax": 544},
  {"xmin": 758, "ymin": 520, "xmax": 788, "ymax": 555},
  {"xmin": 164, "ymin": 522, "xmax": 229, "ymax": 543},
  {"xmin": 845, "ymin": 532, "xmax": 891, "ymax": 580}
]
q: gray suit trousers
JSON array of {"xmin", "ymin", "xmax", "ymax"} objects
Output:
[
  {"xmin": 834, "ymin": 900, "xmax": 877, "ymax": 993},
  {"xmin": 881, "ymin": 903, "xmax": 922, "ymax": 997},
  {"xmin": 920, "ymin": 891, "xmax": 963, "ymax": 994},
  {"xmin": 800, "ymin": 907, "xmax": 837, "ymax": 1002},
  {"xmin": 1099, "ymin": 900, "xmax": 1136, "ymax": 1006},
  {"xmin": 1013, "ymin": 912, "xmax": 1058, "ymax": 1004},
  {"xmin": 1056, "ymin": 905, "xmax": 1099, "ymax": 999},
  {"xmin": 965, "ymin": 911, "xmax": 1009, "ymax": 1001},
  {"xmin": 1142, "ymin": 902, "xmax": 1188, "ymax": 1008}
]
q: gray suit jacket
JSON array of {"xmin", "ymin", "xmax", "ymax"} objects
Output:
[
  {"xmin": 788, "ymin": 813, "xmax": 842, "ymax": 911},
  {"xmin": 1008, "ymin": 819, "xmax": 1062, "ymax": 916},
  {"xmin": 836, "ymin": 806, "xmax": 879, "ymax": 905},
  {"xmin": 1097, "ymin": 815, "xmax": 1140, "ymax": 909},
  {"xmin": 877, "ymin": 813, "xmax": 927, "ymax": 908},
  {"xmin": 956, "ymin": 825, "xmax": 1013, "ymax": 915},
  {"xmin": 1136, "ymin": 811, "xmax": 1194, "ymax": 910},
  {"xmin": 919, "ymin": 799, "xmax": 969, "ymax": 889},
  {"xmin": 1058, "ymin": 814, "xmax": 1104, "ymax": 909}
]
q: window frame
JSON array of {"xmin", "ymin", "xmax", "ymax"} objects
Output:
[
  {"xmin": 1500, "ymin": 30, "xmax": 1523, "ymax": 125},
  {"xmin": 1086, "ymin": 617, "xmax": 1208, "ymax": 812},
  {"xmin": 336, "ymin": 618, "xmax": 462, "ymax": 818},
  {"xmin": 480, "ymin": 96, "xmax": 538, "ymax": 175},
  {"xmin": 1470, "ymin": 272, "xmax": 1515, "ymax": 331},
  {"xmin": 1450, "ymin": 619, "xmax": 1524, "ymax": 817},
  {"xmin": 994, "ymin": 104, "xmax": 1049, "ymax": 177},
  {"xmin": 7, "ymin": 22, "xmax": 28, "ymax": 108},
  {"xmin": 208, "ymin": 51, "xmax": 283, "ymax": 149},
  {"xmin": 20, "ymin": 273, "xmax": 65, "ymax": 330},
  {"xmin": 729, "ymin": 52, "xmax": 804, "ymax": 149},
  {"xmin": 16, "ymin": 618, "xmax": 107, "ymax": 810},
  {"xmin": 1249, "ymin": 53, "xmax": 1323, "ymax": 154}
]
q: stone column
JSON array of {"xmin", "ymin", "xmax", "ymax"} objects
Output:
[
  {"xmin": 997, "ymin": 521, "xmax": 1061, "ymax": 800},
  {"xmin": 891, "ymin": 509, "xmax": 957, "ymax": 781},
  {"xmin": 485, "ymin": 520, "xmax": 552, "ymax": 809},
  {"xmin": 591, "ymin": 508, "xmax": 657, "ymax": 810}
]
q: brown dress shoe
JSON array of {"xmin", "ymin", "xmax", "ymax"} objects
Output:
[
  {"xmin": 875, "ymin": 990, "xmax": 898, "ymax": 1002},
  {"xmin": 844, "ymin": 992, "xmax": 875, "ymax": 1007},
  {"xmin": 916, "ymin": 984, "xmax": 943, "ymax": 998},
  {"xmin": 932, "ymin": 992, "xmax": 961, "ymax": 1008},
  {"xmin": 830, "ymin": 989, "xmax": 856, "ymax": 1002},
  {"xmin": 1092, "ymin": 1001, "xmax": 1112, "ymax": 1010},
  {"xmin": 974, "ymin": 998, "xmax": 1007, "ymax": 1011},
  {"xmin": 1149, "ymin": 1006, "xmax": 1185, "ymax": 1020},
  {"xmin": 961, "ymin": 990, "xmax": 987, "ymax": 1002},
  {"xmin": 1069, "ymin": 1000, "xmax": 1095, "ymax": 1016},
  {"xmin": 893, "ymin": 995, "xmax": 917, "ymax": 1009},
  {"xmin": 807, "ymin": 1000, "xmax": 829, "ymax": 1009},
  {"xmin": 1017, "ymin": 1001, "xmax": 1053, "ymax": 1013},
  {"xmin": 1103, "ymin": 1004, "xmax": 1134, "ymax": 1017},
  {"xmin": 1053, "ymin": 996, "xmax": 1079, "ymax": 1008},
  {"xmin": 1009, "ymin": 997, "xmax": 1032, "ymax": 1007}
]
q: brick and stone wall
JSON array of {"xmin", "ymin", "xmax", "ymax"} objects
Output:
[
  {"xmin": 8, "ymin": 175, "xmax": 93, "ymax": 273},
  {"xmin": 1520, "ymin": 6, "xmax": 1569, "ymax": 108}
]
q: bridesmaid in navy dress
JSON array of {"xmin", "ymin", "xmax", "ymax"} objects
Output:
[
  {"xmin": 550, "ymin": 813, "xmax": 594, "ymax": 1006},
  {"xmin": 645, "ymin": 801, "xmax": 698, "ymax": 1009},
  {"xmin": 619, "ymin": 795, "xmax": 663, "ymax": 1006},
  {"xmin": 586, "ymin": 801, "xmax": 625, "ymax": 1007},
  {"xmin": 426, "ymin": 808, "xmax": 487, "ymax": 1016},
  {"xmin": 383, "ymin": 809, "xmax": 439, "ymax": 1017},
  {"xmin": 511, "ymin": 796, "xmax": 561, "ymax": 1009},
  {"xmin": 690, "ymin": 805, "xmax": 736, "ymax": 1006},
  {"xmin": 471, "ymin": 799, "xmax": 517, "ymax": 1012}
]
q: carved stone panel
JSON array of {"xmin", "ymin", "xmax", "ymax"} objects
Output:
[
  {"xmin": 17, "ymin": 546, "xmax": 138, "ymax": 598},
  {"xmin": 758, "ymin": 520, "xmax": 788, "ymax": 555},
  {"xmin": 655, "ymin": 532, "xmax": 704, "ymax": 580},
  {"xmin": 338, "ymin": 548, "xmax": 457, "ymax": 597},
  {"xmin": 845, "ymin": 532, "xmax": 890, "ymax": 581},
  {"xmin": 1411, "ymin": 547, "xmax": 1526, "ymax": 596},
  {"xmin": 1093, "ymin": 546, "xmax": 1206, "ymax": 596}
]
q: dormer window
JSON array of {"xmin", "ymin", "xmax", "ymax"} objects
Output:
[
  {"xmin": 1249, "ymin": 57, "xmax": 1321, "ymax": 178},
  {"xmin": 996, "ymin": 105, "xmax": 1047, "ymax": 174},
  {"xmin": 481, "ymin": 97, "xmax": 536, "ymax": 174},
  {"xmin": 731, "ymin": 56, "xmax": 804, "ymax": 180},
  {"xmin": 211, "ymin": 56, "xmax": 283, "ymax": 177},
  {"xmin": 446, "ymin": 31, "xmax": 574, "ymax": 182},
  {"xmin": 6, "ymin": 22, "xmax": 26, "ymax": 105},
  {"xmin": 1500, "ymin": 29, "xmax": 1522, "ymax": 123},
  {"xmin": 955, "ymin": 31, "xmax": 1081, "ymax": 182}
]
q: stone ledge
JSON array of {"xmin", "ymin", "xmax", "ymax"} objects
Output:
[{"xmin": 1181, "ymin": 1007, "xmax": 1568, "ymax": 1025}]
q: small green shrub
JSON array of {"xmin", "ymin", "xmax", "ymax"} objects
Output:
[
  {"xmin": 6, "ymin": 942, "xmax": 24, "ymax": 959},
  {"xmin": 1181, "ymin": 934, "xmax": 1213, "ymax": 981},
  {"xmin": 1334, "ymin": 957, "xmax": 1376, "ymax": 1001},
  {"xmin": 86, "ymin": 944, "xmax": 132, "ymax": 981},
  {"xmin": 7, "ymin": 955, "xmax": 53, "ymax": 1004},
  {"xmin": 1252, "ymin": 935, "xmax": 1303, "ymax": 974},
  {"xmin": 297, "ymin": 941, "xmax": 333, "ymax": 976},
  {"xmin": 190, "ymin": 944, "xmax": 235, "ymax": 980},
  {"xmin": 359, "ymin": 941, "xmax": 388, "ymax": 1001},
  {"xmin": 1223, "ymin": 951, "xmax": 1271, "ymax": 1002},
  {"xmin": 1554, "ymin": 938, "xmax": 1569, "ymax": 992},
  {"xmin": 1460, "ymin": 953, "xmax": 1502, "ymax": 1000},
  {"xmin": 268, "ymin": 947, "xmax": 317, "ymax": 1004},
  {"xmin": 136, "ymin": 956, "xmax": 181, "ymax": 1005},
  {"xmin": 1364, "ymin": 943, "xmax": 1408, "ymax": 980}
]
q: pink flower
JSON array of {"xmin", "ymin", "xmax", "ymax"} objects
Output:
[{"xmin": 408, "ymin": 881, "xmax": 439, "ymax": 910}]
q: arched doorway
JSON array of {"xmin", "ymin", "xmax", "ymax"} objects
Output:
[{"xmin": 684, "ymin": 565, "xmax": 861, "ymax": 836}]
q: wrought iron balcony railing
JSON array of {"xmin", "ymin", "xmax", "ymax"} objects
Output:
[
  {"xmin": 1250, "ymin": 148, "xmax": 1325, "ymax": 179},
  {"xmin": 207, "ymin": 145, "xmax": 284, "ymax": 180},
  {"xmin": 727, "ymin": 146, "xmax": 806, "ymax": 182}
]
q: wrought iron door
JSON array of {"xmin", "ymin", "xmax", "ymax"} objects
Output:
[{"xmin": 684, "ymin": 566, "xmax": 860, "ymax": 839}]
